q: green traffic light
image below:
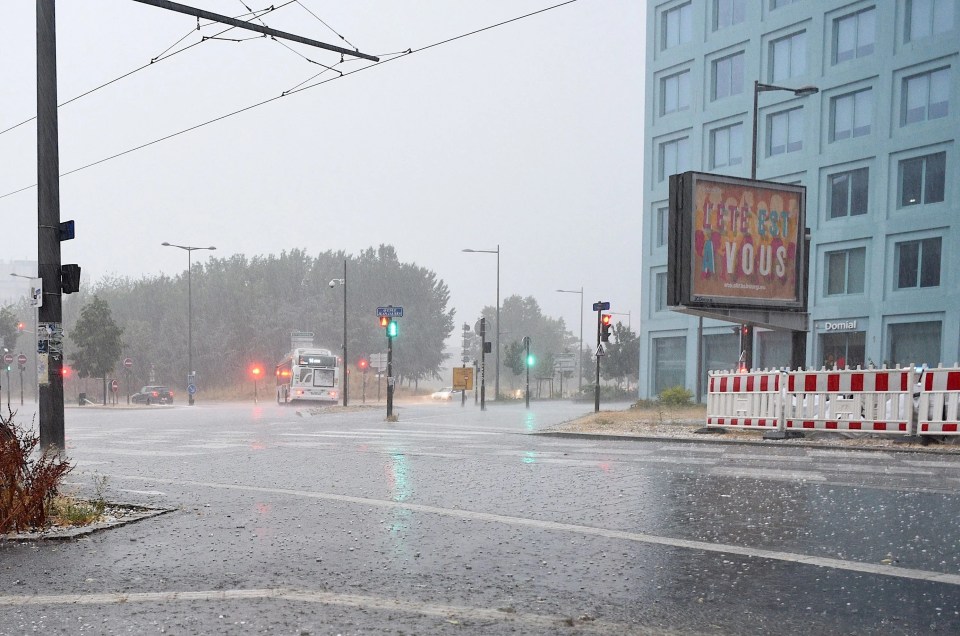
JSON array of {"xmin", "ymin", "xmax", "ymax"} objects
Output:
[
  {"xmin": 387, "ymin": 320, "xmax": 398, "ymax": 338},
  {"xmin": 526, "ymin": 354, "xmax": 535, "ymax": 367}
]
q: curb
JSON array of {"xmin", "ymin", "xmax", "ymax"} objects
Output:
[{"xmin": 2, "ymin": 505, "xmax": 174, "ymax": 542}]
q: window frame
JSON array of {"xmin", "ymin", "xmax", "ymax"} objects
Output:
[
  {"xmin": 769, "ymin": 31, "xmax": 806, "ymax": 82},
  {"xmin": 661, "ymin": 69, "xmax": 692, "ymax": 115},
  {"xmin": 828, "ymin": 167, "xmax": 869, "ymax": 219},
  {"xmin": 906, "ymin": 0, "xmax": 955, "ymax": 42},
  {"xmin": 710, "ymin": 122, "xmax": 744, "ymax": 169},
  {"xmin": 659, "ymin": 136, "xmax": 690, "ymax": 182},
  {"xmin": 712, "ymin": 51, "xmax": 745, "ymax": 101},
  {"xmin": 714, "ymin": 0, "xmax": 746, "ymax": 30},
  {"xmin": 897, "ymin": 151, "xmax": 946, "ymax": 208},
  {"xmin": 894, "ymin": 237, "xmax": 942, "ymax": 289},
  {"xmin": 901, "ymin": 67, "xmax": 950, "ymax": 126},
  {"xmin": 662, "ymin": 2, "xmax": 693, "ymax": 50},
  {"xmin": 830, "ymin": 87, "xmax": 873, "ymax": 142},
  {"xmin": 768, "ymin": 107, "xmax": 804, "ymax": 157},
  {"xmin": 824, "ymin": 247, "xmax": 866, "ymax": 296},
  {"xmin": 656, "ymin": 206, "xmax": 669, "ymax": 248},
  {"xmin": 833, "ymin": 7, "xmax": 876, "ymax": 65}
]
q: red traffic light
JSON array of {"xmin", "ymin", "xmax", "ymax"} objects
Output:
[
  {"xmin": 379, "ymin": 316, "xmax": 390, "ymax": 327},
  {"xmin": 16, "ymin": 322, "xmax": 26, "ymax": 332},
  {"xmin": 601, "ymin": 314, "xmax": 612, "ymax": 326},
  {"xmin": 61, "ymin": 365, "xmax": 72, "ymax": 378},
  {"xmin": 358, "ymin": 359, "xmax": 369, "ymax": 369},
  {"xmin": 250, "ymin": 366, "xmax": 263, "ymax": 377}
]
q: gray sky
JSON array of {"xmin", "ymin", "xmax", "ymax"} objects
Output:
[{"xmin": 2, "ymin": 0, "xmax": 645, "ymax": 344}]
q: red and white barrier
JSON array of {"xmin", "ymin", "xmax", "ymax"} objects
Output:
[
  {"xmin": 917, "ymin": 367, "xmax": 960, "ymax": 436},
  {"xmin": 783, "ymin": 368, "xmax": 915, "ymax": 435},
  {"xmin": 707, "ymin": 371, "xmax": 783, "ymax": 430}
]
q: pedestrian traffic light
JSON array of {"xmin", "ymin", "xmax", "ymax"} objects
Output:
[
  {"xmin": 386, "ymin": 319, "xmax": 398, "ymax": 338},
  {"xmin": 16, "ymin": 322, "xmax": 25, "ymax": 333},
  {"xmin": 60, "ymin": 264, "xmax": 81, "ymax": 294},
  {"xmin": 358, "ymin": 359, "xmax": 368, "ymax": 370},
  {"xmin": 526, "ymin": 353, "xmax": 535, "ymax": 367},
  {"xmin": 601, "ymin": 314, "xmax": 612, "ymax": 342},
  {"xmin": 379, "ymin": 316, "xmax": 390, "ymax": 328}
]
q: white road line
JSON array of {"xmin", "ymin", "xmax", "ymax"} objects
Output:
[
  {"xmin": 0, "ymin": 588, "xmax": 655, "ymax": 633},
  {"xmin": 824, "ymin": 463, "xmax": 934, "ymax": 476},
  {"xmin": 112, "ymin": 474, "xmax": 960, "ymax": 587},
  {"xmin": 721, "ymin": 453, "xmax": 814, "ymax": 463},
  {"xmin": 709, "ymin": 466, "xmax": 827, "ymax": 482}
]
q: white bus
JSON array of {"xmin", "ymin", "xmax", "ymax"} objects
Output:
[{"xmin": 276, "ymin": 347, "xmax": 340, "ymax": 404}]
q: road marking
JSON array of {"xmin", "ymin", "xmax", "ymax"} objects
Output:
[
  {"xmin": 112, "ymin": 474, "xmax": 960, "ymax": 587},
  {"xmin": 710, "ymin": 466, "xmax": 826, "ymax": 482},
  {"xmin": 0, "ymin": 588, "xmax": 657, "ymax": 633}
]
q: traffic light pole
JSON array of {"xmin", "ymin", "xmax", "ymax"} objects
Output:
[
  {"xmin": 595, "ymin": 308, "xmax": 602, "ymax": 413},
  {"xmin": 479, "ymin": 318, "xmax": 486, "ymax": 412},
  {"xmin": 524, "ymin": 336, "xmax": 531, "ymax": 409},
  {"xmin": 386, "ymin": 332, "xmax": 394, "ymax": 419}
]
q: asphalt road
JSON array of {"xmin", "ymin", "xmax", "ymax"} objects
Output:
[{"xmin": 2, "ymin": 398, "xmax": 959, "ymax": 634}]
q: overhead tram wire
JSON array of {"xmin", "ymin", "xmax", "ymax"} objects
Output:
[
  {"xmin": 295, "ymin": 0, "xmax": 360, "ymax": 51},
  {"xmin": 0, "ymin": 0, "xmax": 579, "ymax": 201},
  {"xmin": 0, "ymin": 2, "xmax": 295, "ymax": 138}
]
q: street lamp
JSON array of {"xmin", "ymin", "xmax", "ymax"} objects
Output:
[
  {"xmin": 329, "ymin": 258, "xmax": 348, "ymax": 407},
  {"xmin": 161, "ymin": 242, "xmax": 216, "ymax": 405},
  {"xmin": 463, "ymin": 245, "xmax": 500, "ymax": 400},
  {"xmin": 9, "ymin": 273, "xmax": 40, "ymax": 403},
  {"xmin": 556, "ymin": 288, "xmax": 583, "ymax": 395},
  {"xmin": 751, "ymin": 81, "xmax": 819, "ymax": 180}
]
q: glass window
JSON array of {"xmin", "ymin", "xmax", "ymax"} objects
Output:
[
  {"xmin": 663, "ymin": 3, "xmax": 693, "ymax": 50},
  {"xmin": 902, "ymin": 68, "xmax": 950, "ymax": 125},
  {"xmin": 820, "ymin": 331, "xmax": 866, "ymax": 371},
  {"xmin": 659, "ymin": 137, "xmax": 690, "ymax": 181},
  {"xmin": 768, "ymin": 108, "xmax": 803, "ymax": 156},
  {"xmin": 895, "ymin": 237, "xmax": 941, "ymax": 289},
  {"xmin": 899, "ymin": 152, "xmax": 946, "ymax": 207},
  {"xmin": 656, "ymin": 206, "xmax": 669, "ymax": 248},
  {"xmin": 907, "ymin": 0, "xmax": 955, "ymax": 41},
  {"xmin": 770, "ymin": 32, "xmax": 806, "ymax": 82},
  {"xmin": 715, "ymin": 0, "xmax": 746, "ymax": 30},
  {"xmin": 825, "ymin": 248, "xmax": 866, "ymax": 295},
  {"xmin": 831, "ymin": 88, "xmax": 872, "ymax": 141},
  {"xmin": 712, "ymin": 52, "xmax": 745, "ymax": 100},
  {"xmin": 834, "ymin": 8, "xmax": 876, "ymax": 64},
  {"xmin": 655, "ymin": 272, "xmax": 668, "ymax": 311},
  {"xmin": 829, "ymin": 168, "xmax": 869, "ymax": 219},
  {"xmin": 771, "ymin": 0, "xmax": 800, "ymax": 8},
  {"xmin": 653, "ymin": 336, "xmax": 686, "ymax": 395},
  {"xmin": 702, "ymin": 333, "xmax": 739, "ymax": 389},
  {"xmin": 757, "ymin": 330, "xmax": 793, "ymax": 369},
  {"xmin": 889, "ymin": 321, "xmax": 942, "ymax": 368},
  {"xmin": 661, "ymin": 70, "xmax": 691, "ymax": 115},
  {"xmin": 711, "ymin": 122, "xmax": 744, "ymax": 169}
]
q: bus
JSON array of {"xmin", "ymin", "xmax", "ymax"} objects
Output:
[{"xmin": 276, "ymin": 347, "xmax": 340, "ymax": 404}]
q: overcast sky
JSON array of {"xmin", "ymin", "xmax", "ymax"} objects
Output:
[{"xmin": 2, "ymin": 0, "xmax": 645, "ymax": 345}]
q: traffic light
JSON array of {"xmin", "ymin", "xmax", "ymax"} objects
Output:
[
  {"xmin": 386, "ymin": 319, "xmax": 398, "ymax": 339},
  {"xmin": 600, "ymin": 314, "xmax": 612, "ymax": 342},
  {"xmin": 16, "ymin": 322, "xmax": 25, "ymax": 333},
  {"xmin": 250, "ymin": 365, "xmax": 263, "ymax": 378},
  {"xmin": 526, "ymin": 353, "xmax": 536, "ymax": 367},
  {"xmin": 358, "ymin": 359, "xmax": 368, "ymax": 370},
  {"xmin": 60, "ymin": 264, "xmax": 81, "ymax": 294},
  {"xmin": 379, "ymin": 316, "xmax": 390, "ymax": 328}
]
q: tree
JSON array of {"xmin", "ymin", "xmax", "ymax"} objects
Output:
[
  {"xmin": 0, "ymin": 306, "xmax": 20, "ymax": 354},
  {"xmin": 602, "ymin": 322, "xmax": 640, "ymax": 389},
  {"xmin": 503, "ymin": 340, "xmax": 526, "ymax": 377},
  {"xmin": 69, "ymin": 295, "xmax": 124, "ymax": 405}
]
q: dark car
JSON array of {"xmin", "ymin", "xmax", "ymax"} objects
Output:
[{"xmin": 131, "ymin": 386, "xmax": 174, "ymax": 405}]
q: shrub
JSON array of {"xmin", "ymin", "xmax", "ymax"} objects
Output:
[
  {"xmin": 1, "ymin": 409, "xmax": 74, "ymax": 533},
  {"xmin": 658, "ymin": 385, "xmax": 694, "ymax": 407}
]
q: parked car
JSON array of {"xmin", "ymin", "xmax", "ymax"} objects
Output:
[
  {"xmin": 430, "ymin": 387, "xmax": 460, "ymax": 401},
  {"xmin": 131, "ymin": 386, "xmax": 174, "ymax": 405}
]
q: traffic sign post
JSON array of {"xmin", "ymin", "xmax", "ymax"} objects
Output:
[
  {"xmin": 123, "ymin": 358, "xmax": 133, "ymax": 404},
  {"xmin": 3, "ymin": 353, "xmax": 12, "ymax": 410},
  {"xmin": 593, "ymin": 301, "xmax": 611, "ymax": 413},
  {"xmin": 17, "ymin": 353, "xmax": 27, "ymax": 406},
  {"xmin": 110, "ymin": 379, "xmax": 119, "ymax": 405}
]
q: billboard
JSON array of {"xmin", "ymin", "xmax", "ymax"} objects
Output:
[{"xmin": 668, "ymin": 172, "xmax": 806, "ymax": 311}]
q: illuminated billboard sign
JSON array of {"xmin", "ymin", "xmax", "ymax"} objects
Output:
[{"xmin": 668, "ymin": 172, "xmax": 807, "ymax": 311}]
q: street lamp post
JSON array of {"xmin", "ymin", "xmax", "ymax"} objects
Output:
[
  {"xmin": 9, "ymin": 273, "xmax": 41, "ymax": 403},
  {"xmin": 556, "ymin": 287, "xmax": 584, "ymax": 395},
  {"xmin": 161, "ymin": 242, "xmax": 216, "ymax": 405},
  {"xmin": 462, "ymin": 246, "xmax": 500, "ymax": 401},
  {"xmin": 750, "ymin": 80, "xmax": 819, "ymax": 372},
  {"xmin": 329, "ymin": 258, "xmax": 348, "ymax": 407}
]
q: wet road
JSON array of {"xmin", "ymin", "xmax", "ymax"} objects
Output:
[{"xmin": 2, "ymin": 399, "xmax": 959, "ymax": 634}]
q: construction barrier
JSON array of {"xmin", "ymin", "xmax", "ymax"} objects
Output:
[
  {"xmin": 782, "ymin": 367, "xmax": 916, "ymax": 435},
  {"xmin": 917, "ymin": 366, "xmax": 960, "ymax": 436},
  {"xmin": 706, "ymin": 371, "xmax": 782, "ymax": 430}
]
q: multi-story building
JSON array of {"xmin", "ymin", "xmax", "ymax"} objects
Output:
[{"xmin": 640, "ymin": 0, "xmax": 958, "ymax": 398}]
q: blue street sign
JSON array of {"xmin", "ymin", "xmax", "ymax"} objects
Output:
[
  {"xmin": 376, "ymin": 306, "xmax": 404, "ymax": 318},
  {"xmin": 592, "ymin": 301, "xmax": 611, "ymax": 311},
  {"xmin": 187, "ymin": 383, "xmax": 197, "ymax": 395}
]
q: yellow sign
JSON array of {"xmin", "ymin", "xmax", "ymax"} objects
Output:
[{"xmin": 453, "ymin": 367, "xmax": 474, "ymax": 391}]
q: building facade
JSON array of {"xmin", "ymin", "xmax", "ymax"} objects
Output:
[{"xmin": 640, "ymin": 0, "xmax": 959, "ymax": 398}]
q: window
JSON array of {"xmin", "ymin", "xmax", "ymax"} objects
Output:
[
  {"xmin": 828, "ymin": 168, "xmax": 869, "ymax": 219},
  {"xmin": 902, "ymin": 68, "xmax": 950, "ymax": 125},
  {"xmin": 895, "ymin": 237, "xmax": 941, "ymax": 289},
  {"xmin": 656, "ymin": 272, "xmax": 668, "ymax": 311},
  {"xmin": 712, "ymin": 52, "xmax": 745, "ymax": 100},
  {"xmin": 768, "ymin": 108, "xmax": 803, "ymax": 156},
  {"xmin": 889, "ymin": 321, "xmax": 942, "ymax": 368},
  {"xmin": 770, "ymin": 32, "xmax": 806, "ymax": 82},
  {"xmin": 834, "ymin": 8, "xmax": 876, "ymax": 64},
  {"xmin": 771, "ymin": 0, "xmax": 799, "ymax": 8},
  {"xmin": 656, "ymin": 206, "xmax": 669, "ymax": 248},
  {"xmin": 662, "ymin": 3, "xmax": 692, "ymax": 50},
  {"xmin": 899, "ymin": 152, "xmax": 946, "ymax": 207},
  {"xmin": 831, "ymin": 88, "xmax": 872, "ymax": 141},
  {"xmin": 715, "ymin": 0, "xmax": 746, "ymax": 29},
  {"xmin": 661, "ymin": 70, "xmax": 691, "ymax": 115},
  {"xmin": 825, "ymin": 248, "xmax": 866, "ymax": 295},
  {"xmin": 711, "ymin": 122, "xmax": 743, "ymax": 168},
  {"xmin": 659, "ymin": 137, "xmax": 689, "ymax": 181},
  {"xmin": 653, "ymin": 336, "xmax": 686, "ymax": 395},
  {"xmin": 907, "ymin": 0, "xmax": 954, "ymax": 41}
]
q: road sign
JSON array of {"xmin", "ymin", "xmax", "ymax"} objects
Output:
[
  {"xmin": 595, "ymin": 343, "xmax": 605, "ymax": 357},
  {"xmin": 17, "ymin": 354, "xmax": 27, "ymax": 367},
  {"xmin": 3, "ymin": 353, "xmax": 13, "ymax": 364},
  {"xmin": 592, "ymin": 301, "xmax": 611, "ymax": 311},
  {"xmin": 453, "ymin": 367, "xmax": 474, "ymax": 391},
  {"xmin": 110, "ymin": 379, "xmax": 119, "ymax": 393},
  {"xmin": 123, "ymin": 357, "xmax": 133, "ymax": 369},
  {"xmin": 369, "ymin": 353, "xmax": 388, "ymax": 370},
  {"xmin": 376, "ymin": 306, "xmax": 403, "ymax": 318},
  {"xmin": 187, "ymin": 383, "xmax": 197, "ymax": 395}
]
